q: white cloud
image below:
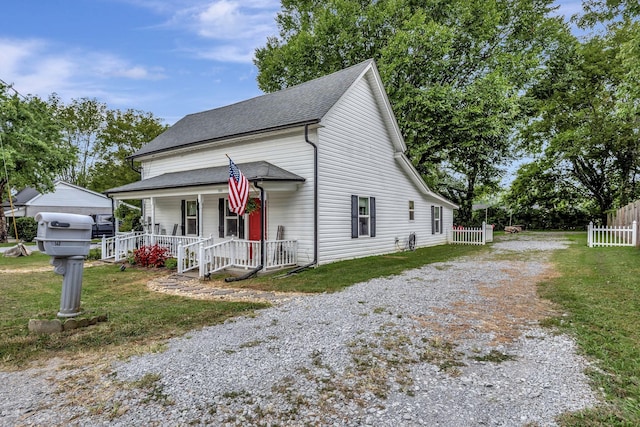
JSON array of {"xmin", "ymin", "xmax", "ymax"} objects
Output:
[
  {"xmin": 163, "ymin": 0, "xmax": 280, "ymax": 63},
  {"xmin": 0, "ymin": 37, "xmax": 165, "ymax": 104}
]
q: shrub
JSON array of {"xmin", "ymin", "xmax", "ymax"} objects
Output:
[
  {"xmin": 133, "ymin": 244, "xmax": 170, "ymax": 268},
  {"xmin": 87, "ymin": 248, "xmax": 102, "ymax": 260},
  {"xmin": 164, "ymin": 258, "xmax": 178, "ymax": 270},
  {"xmin": 115, "ymin": 203, "xmax": 142, "ymax": 232},
  {"xmin": 8, "ymin": 217, "xmax": 38, "ymax": 242}
]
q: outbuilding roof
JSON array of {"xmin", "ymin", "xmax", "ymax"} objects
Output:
[
  {"xmin": 132, "ymin": 59, "xmax": 373, "ymax": 158},
  {"xmin": 104, "ymin": 161, "xmax": 305, "ymax": 195}
]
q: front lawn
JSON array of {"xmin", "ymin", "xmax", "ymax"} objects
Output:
[
  {"xmin": 0, "ymin": 243, "xmax": 486, "ymax": 368},
  {"xmin": 0, "ymin": 258, "xmax": 267, "ymax": 368}
]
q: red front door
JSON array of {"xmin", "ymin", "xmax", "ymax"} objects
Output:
[{"xmin": 248, "ymin": 198, "xmax": 265, "ymax": 241}]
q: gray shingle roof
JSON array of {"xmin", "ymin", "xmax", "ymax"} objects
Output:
[
  {"xmin": 1, "ymin": 187, "xmax": 40, "ymax": 207},
  {"xmin": 104, "ymin": 161, "xmax": 305, "ymax": 195},
  {"xmin": 132, "ymin": 59, "xmax": 374, "ymax": 158}
]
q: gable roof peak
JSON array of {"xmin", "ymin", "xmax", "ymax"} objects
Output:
[{"xmin": 133, "ymin": 59, "xmax": 375, "ymax": 158}]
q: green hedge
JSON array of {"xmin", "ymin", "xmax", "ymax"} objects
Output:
[{"xmin": 8, "ymin": 217, "xmax": 38, "ymax": 242}]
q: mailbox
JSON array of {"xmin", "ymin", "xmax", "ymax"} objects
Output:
[
  {"xmin": 35, "ymin": 212, "xmax": 94, "ymax": 318},
  {"xmin": 35, "ymin": 212, "xmax": 93, "ymax": 257}
]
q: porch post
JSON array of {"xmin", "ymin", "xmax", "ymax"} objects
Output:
[
  {"xmin": 198, "ymin": 193, "xmax": 203, "ymax": 238},
  {"xmin": 150, "ymin": 196, "xmax": 156, "ymax": 245},
  {"xmin": 114, "ymin": 199, "xmax": 120, "ymax": 234}
]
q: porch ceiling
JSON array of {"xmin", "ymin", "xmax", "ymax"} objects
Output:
[{"xmin": 104, "ymin": 161, "xmax": 305, "ymax": 198}]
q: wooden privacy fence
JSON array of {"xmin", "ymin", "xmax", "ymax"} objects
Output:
[
  {"xmin": 608, "ymin": 200, "xmax": 640, "ymax": 227},
  {"xmin": 588, "ymin": 221, "xmax": 638, "ymax": 248},
  {"xmin": 449, "ymin": 222, "xmax": 491, "ymax": 245},
  {"xmin": 604, "ymin": 198, "xmax": 640, "ymax": 248}
]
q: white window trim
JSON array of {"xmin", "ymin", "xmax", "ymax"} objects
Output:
[{"xmin": 358, "ymin": 196, "xmax": 370, "ymax": 237}]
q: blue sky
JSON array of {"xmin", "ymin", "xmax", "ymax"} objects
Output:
[{"xmin": 1, "ymin": 0, "xmax": 584, "ymax": 126}]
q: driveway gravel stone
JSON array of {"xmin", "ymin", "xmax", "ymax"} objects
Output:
[{"xmin": 0, "ymin": 232, "xmax": 599, "ymax": 426}]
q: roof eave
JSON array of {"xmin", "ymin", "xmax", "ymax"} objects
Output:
[{"xmin": 128, "ymin": 119, "xmax": 322, "ymax": 161}]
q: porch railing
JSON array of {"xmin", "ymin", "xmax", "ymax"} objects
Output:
[
  {"xmin": 449, "ymin": 222, "xmax": 487, "ymax": 245},
  {"xmin": 177, "ymin": 236, "xmax": 216, "ymax": 273},
  {"xmin": 101, "ymin": 233, "xmax": 210, "ymax": 262},
  {"xmin": 196, "ymin": 238, "xmax": 298, "ymax": 277},
  {"xmin": 103, "ymin": 233, "xmax": 298, "ymax": 277},
  {"xmin": 588, "ymin": 221, "xmax": 637, "ymax": 247}
]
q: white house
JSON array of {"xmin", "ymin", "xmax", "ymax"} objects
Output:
[
  {"xmin": 4, "ymin": 180, "xmax": 113, "ymax": 218},
  {"xmin": 104, "ymin": 59, "xmax": 457, "ymax": 275}
]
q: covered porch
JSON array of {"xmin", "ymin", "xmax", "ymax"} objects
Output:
[
  {"xmin": 100, "ymin": 232, "xmax": 297, "ymax": 276},
  {"xmin": 103, "ymin": 161, "xmax": 306, "ymax": 277}
]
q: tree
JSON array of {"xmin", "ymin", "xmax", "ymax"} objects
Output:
[
  {"xmin": 0, "ymin": 84, "xmax": 75, "ymax": 242},
  {"xmin": 255, "ymin": 0, "xmax": 564, "ymax": 224},
  {"xmin": 522, "ymin": 30, "xmax": 639, "ymax": 222},
  {"xmin": 504, "ymin": 160, "xmax": 594, "ymax": 229},
  {"xmin": 88, "ymin": 108, "xmax": 167, "ymax": 193},
  {"xmin": 54, "ymin": 97, "xmax": 107, "ymax": 188}
]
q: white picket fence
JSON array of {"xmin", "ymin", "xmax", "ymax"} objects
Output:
[
  {"xmin": 449, "ymin": 222, "xmax": 490, "ymax": 245},
  {"xmin": 588, "ymin": 220, "xmax": 637, "ymax": 248}
]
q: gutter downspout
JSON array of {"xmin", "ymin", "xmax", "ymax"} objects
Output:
[
  {"xmin": 287, "ymin": 123, "xmax": 318, "ymax": 275},
  {"xmin": 225, "ymin": 182, "xmax": 265, "ymax": 282}
]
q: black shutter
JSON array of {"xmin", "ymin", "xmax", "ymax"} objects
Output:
[
  {"xmin": 370, "ymin": 197, "xmax": 376, "ymax": 237},
  {"xmin": 431, "ymin": 205, "xmax": 435, "ymax": 234},
  {"xmin": 239, "ymin": 215, "xmax": 245, "ymax": 239},
  {"xmin": 196, "ymin": 200, "xmax": 200, "ymax": 237},
  {"xmin": 218, "ymin": 198, "xmax": 225, "ymax": 238},
  {"xmin": 351, "ymin": 195, "xmax": 358, "ymax": 238},
  {"xmin": 440, "ymin": 207, "xmax": 444, "ymax": 234},
  {"xmin": 180, "ymin": 200, "xmax": 186, "ymax": 236}
]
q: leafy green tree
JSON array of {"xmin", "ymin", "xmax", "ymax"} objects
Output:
[
  {"xmin": 0, "ymin": 84, "xmax": 75, "ymax": 242},
  {"xmin": 504, "ymin": 160, "xmax": 594, "ymax": 229},
  {"xmin": 88, "ymin": 109, "xmax": 167, "ymax": 193},
  {"xmin": 522, "ymin": 30, "xmax": 639, "ymax": 222},
  {"xmin": 52, "ymin": 97, "xmax": 107, "ymax": 188},
  {"xmin": 255, "ymin": 0, "xmax": 564, "ymax": 224}
]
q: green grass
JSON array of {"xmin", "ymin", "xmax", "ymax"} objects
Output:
[
  {"xmin": 218, "ymin": 243, "xmax": 488, "ymax": 293},
  {"xmin": 0, "ymin": 259, "xmax": 267, "ymax": 368},
  {"xmin": 0, "ymin": 243, "xmax": 486, "ymax": 368},
  {"xmin": 540, "ymin": 233, "xmax": 640, "ymax": 425}
]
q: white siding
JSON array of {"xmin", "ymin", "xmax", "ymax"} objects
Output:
[
  {"xmin": 140, "ymin": 131, "xmax": 316, "ymax": 258},
  {"xmin": 317, "ymin": 76, "xmax": 451, "ymax": 264},
  {"xmin": 136, "ymin": 68, "xmax": 454, "ymax": 266}
]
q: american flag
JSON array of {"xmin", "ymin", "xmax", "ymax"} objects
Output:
[{"xmin": 228, "ymin": 158, "xmax": 249, "ymax": 216}]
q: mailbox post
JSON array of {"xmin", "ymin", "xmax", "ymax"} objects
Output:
[{"xmin": 35, "ymin": 213, "xmax": 94, "ymax": 318}]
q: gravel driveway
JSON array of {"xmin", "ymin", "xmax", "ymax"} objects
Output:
[{"xmin": 1, "ymin": 232, "xmax": 599, "ymax": 426}]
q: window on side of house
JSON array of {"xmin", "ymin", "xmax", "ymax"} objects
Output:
[
  {"xmin": 351, "ymin": 195, "xmax": 376, "ymax": 238},
  {"xmin": 185, "ymin": 200, "xmax": 198, "ymax": 235},
  {"xmin": 431, "ymin": 205, "xmax": 443, "ymax": 234},
  {"xmin": 409, "ymin": 200, "xmax": 415, "ymax": 221}
]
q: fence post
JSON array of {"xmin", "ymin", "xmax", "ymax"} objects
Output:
[
  {"xmin": 588, "ymin": 221, "xmax": 593, "ymax": 247},
  {"xmin": 482, "ymin": 221, "xmax": 486, "ymax": 245},
  {"xmin": 101, "ymin": 235, "xmax": 106, "ymax": 260},
  {"xmin": 633, "ymin": 220, "xmax": 638, "ymax": 247}
]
